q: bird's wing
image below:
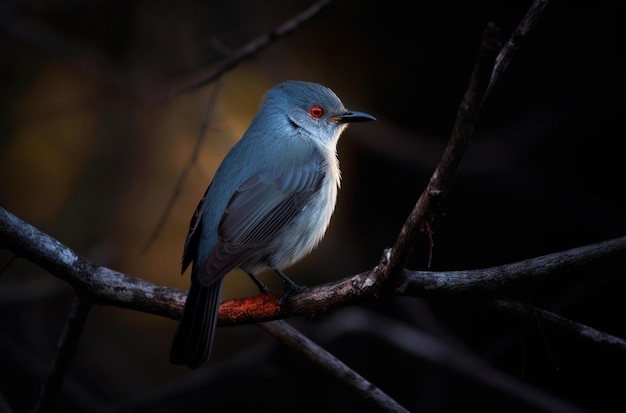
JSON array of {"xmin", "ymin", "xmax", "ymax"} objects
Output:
[
  {"xmin": 181, "ymin": 184, "xmax": 210, "ymax": 274},
  {"xmin": 198, "ymin": 165, "xmax": 322, "ymax": 286}
]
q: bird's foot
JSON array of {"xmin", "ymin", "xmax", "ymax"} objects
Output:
[
  {"xmin": 277, "ymin": 282, "xmax": 306, "ymax": 307},
  {"xmin": 274, "ymin": 269, "xmax": 306, "ymax": 307}
]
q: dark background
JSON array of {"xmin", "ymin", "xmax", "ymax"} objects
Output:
[{"xmin": 1, "ymin": 0, "xmax": 625, "ymax": 412}]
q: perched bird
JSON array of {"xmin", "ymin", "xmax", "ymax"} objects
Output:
[{"xmin": 170, "ymin": 80, "xmax": 376, "ymax": 368}]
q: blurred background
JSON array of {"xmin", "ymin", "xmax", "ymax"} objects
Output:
[{"xmin": 1, "ymin": 0, "xmax": 625, "ymax": 412}]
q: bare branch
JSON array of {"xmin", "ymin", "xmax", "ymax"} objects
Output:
[
  {"xmin": 142, "ymin": 80, "xmax": 222, "ymax": 252},
  {"xmin": 0, "ymin": 207, "xmax": 186, "ymax": 319},
  {"xmin": 318, "ymin": 309, "xmax": 589, "ymax": 413},
  {"xmin": 382, "ymin": 23, "xmax": 501, "ymax": 281},
  {"xmin": 166, "ymin": 0, "xmax": 334, "ymax": 99},
  {"xmin": 2, "ymin": 206, "xmax": 624, "ymax": 340},
  {"xmin": 259, "ymin": 320, "xmax": 410, "ymax": 413},
  {"xmin": 402, "ymin": 236, "xmax": 626, "ymax": 295},
  {"xmin": 33, "ymin": 297, "xmax": 92, "ymax": 413},
  {"xmin": 221, "ymin": 237, "xmax": 626, "ymax": 326},
  {"xmin": 383, "ymin": 0, "xmax": 552, "ymax": 282},
  {"xmin": 492, "ymin": 298, "xmax": 626, "ymax": 350},
  {"xmin": 487, "ymin": 0, "xmax": 551, "ymax": 98}
]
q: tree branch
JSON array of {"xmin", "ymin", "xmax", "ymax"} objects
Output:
[
  {"xmin": 401, "ymin": 236, "xmax": 626, "ymax": 295},
  {"xmin": 165, "ymin": 0, "xmax": 334, "ymax": 99},
  {"xmin": 487, "ymin": 0, "xmax": 551, "ymax": 98},
  {"xmin": 142, "ymin": 80, "xmax": 223, "ymax": 252},
  {"xmin": 492, "ymin": 298, "xmax": 626, "ymax": 350},
  {"xmin": 258, "ymin": 320, "xmax": 410, "ymax": 413},
  {"xmin": 317, "ymin": 308, "xmax": 589, "ymax": 413},
  {"xmin": 2, "ymin": 205, "xmax": 624, "ymax": 334},
  {"xmin": 33, "ymin": 296, "xmax": 93, "ymax": 413},
  {"xmin": 0, "ymin": 207, "xmax": 186, "ymax": 319},
  {"xmin": 382, "ymin": 0, "xmax": 552, "ymax": 281},
  {"xmin": 382, "ymin": 23, "xmax": 501, "ymax": 281}
]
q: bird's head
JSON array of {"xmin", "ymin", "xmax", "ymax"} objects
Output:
[{"xmin": 261, "ymin": 80, "xmax": 376, "ymax": 147}]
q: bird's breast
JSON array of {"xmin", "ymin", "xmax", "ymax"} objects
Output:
[{"xmin": 263, "ymin": 152, "xmax": 340, "ymax": 271}]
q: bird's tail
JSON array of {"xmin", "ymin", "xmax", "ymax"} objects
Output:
[{"xmin": 170, "ymin": 275, "xmax": 223, "ymax": 368}]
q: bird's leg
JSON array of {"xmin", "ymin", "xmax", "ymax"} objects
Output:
[
  {"xmin": 274, "ymin": 269, "xmax": 305, "ymax": 290},
  {"xmin": 246, "ymin": 272, "xmax": 272, "ymax": 295},
  {"xmin": 274, "ymin": 269, "xmax": 306, "ymax": 306}
]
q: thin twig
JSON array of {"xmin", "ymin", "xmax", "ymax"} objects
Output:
[
  {"xmin": 166, "ymin": 0, "xmax": 334, "ymax": 99},
  {"xmin": 318, "ymin": 309, "xmax": 590, "ymax": 413},
  {"xmin": 486, "ymin": 0, "xmax": 551, "ymax": 98},
  {"xmin": 0, "ymin": 251, "xmax": 18, "ymax": 274},
  {"xmin": 492, "ymin": 298, "xmax": 626, "ymax": 350},
  {"xmin": 33, "ymin": 296, "xmax": 93, "ymax": 413},
  {"xmin": 258, "ymin": 320, "xmax": 410, "ymax": 413},
  {"xmin": 142, "ymin": 80, "xmax": 222, "ymax": 252}
]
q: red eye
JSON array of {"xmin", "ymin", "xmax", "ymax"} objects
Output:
[{"xmin": 309, "ymin": 105, "xmax": 324, "ymax": 119}]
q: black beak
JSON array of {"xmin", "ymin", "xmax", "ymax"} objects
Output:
[{"xmin": 332, "ymin": 110, "xmax": 376, "ymax": 123}]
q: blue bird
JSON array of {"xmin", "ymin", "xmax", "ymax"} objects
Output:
[{"xmin": 170, "ymin": 81, "xmax": 376, "ymax": 368}]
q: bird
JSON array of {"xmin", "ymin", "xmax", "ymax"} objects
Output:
[{"xmin": 170, "ymin": 80, "xmax": 376, "ymax": 368}]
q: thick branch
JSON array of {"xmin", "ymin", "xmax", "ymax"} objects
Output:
[
  {"xmin": 2, "ymin": 206, "xmax": 624, "ymax": 329},
  {"xmin": 0, "ymin": 207, "xmax": 186, "ymax": 319}
]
